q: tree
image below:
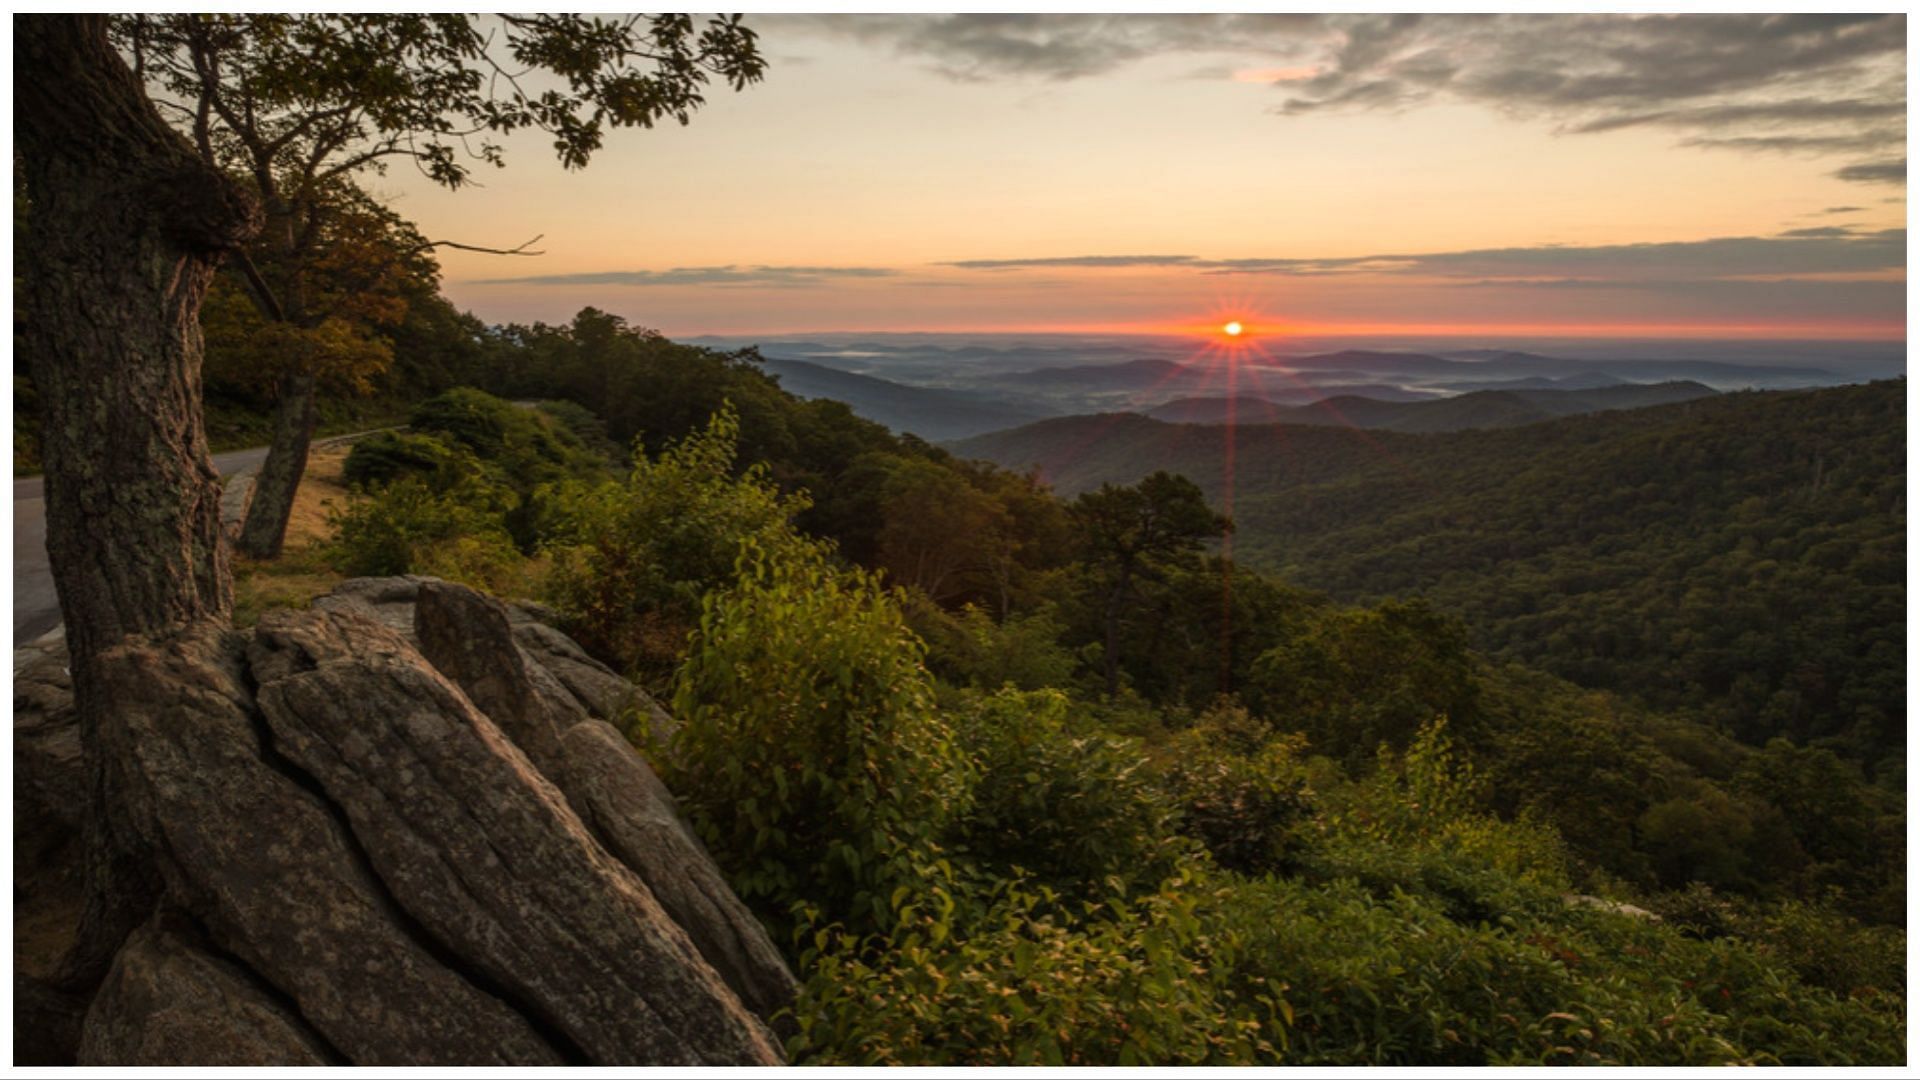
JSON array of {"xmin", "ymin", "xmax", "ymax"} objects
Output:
[
  {"xmin": 200, "ymin": 181, "xmax": 438, "ymax": 411},
  {"xmin": 876, "ymin": 456, "xmax": 1009, "ymax": 604},
  {"xmin": 1070, "ymin": 472, "xmax": 1230, "ymax": 699},
  {"xmin": 116, "ymin": 13, "xmax": 767, "ymax": 556}
]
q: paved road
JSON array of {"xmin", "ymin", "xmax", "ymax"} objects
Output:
[{"xmin": 14, "ymin": 446, "xmax": 275, "ymax": 644}]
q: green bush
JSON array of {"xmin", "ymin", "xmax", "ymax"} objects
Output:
[
  {"xmin": 912, "ymin": 601, "xmax": 1082, "ymax": 692},
  {"xmin": 325, "ymin": 475, "xmax": 521, "ymax": 590},
  {"xmin": 408, "ymin": 386, "xmax": 594, "ymax": 488},
  {"xmin": 543, "ymin": 405, "xmax": 824, "ymax": 681},
  {"xmin": 341, "ymin": 429, "xmax": 475, "ymax": 490},
  {"xmin": 1247, "ymin": 600, "xmax": 1482, "ymax": 769},
  {"xmin": 1154, "ymin": 704, "xmax": 1316, "ymax": 875},
  {"xmin": 534, "ymin": 397, "xmax": 620, "ymax": 461},
  {"xmin": 949, "ymin": 687, "xmax": 1185, "ymax": 895},
  {"xmin": 787, "ymin": 870, "xmax": 1280, "ymax": 1066},
  {"xmin": 667, "ymin": 551, "xmax": 970, "ymax": 936}
]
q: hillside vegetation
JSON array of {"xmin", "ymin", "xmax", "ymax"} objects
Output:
[
  {"xmin": 86, "ymin": 290, "xmax": 1901, "ymax": 1065},
  {"xmin": 953, "ymin": 380, "xmax": 1905, "ymax": 763},
  {"xmin": 1146, "ymin": 381, "xmax": 1718, "ymax": 431},
  {"xmin": 261, "ymin": 295, "xmax": 1905, "ymax": 1064}
]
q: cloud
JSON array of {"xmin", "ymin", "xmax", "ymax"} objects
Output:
[
  {"xmin": 945, "ymin": 229, "xmax": 1905, "ymax": 283},
  {"xmin": 1835, "ymin": 158, "xmax": 1906, "ymax": 184},
  {"xmin": 1820, "ymin": 206, "xmax": 1866, "ymax": 214},
  {"xmin": 769, "ymin": 14, "xmax": 1322, "ymax": 82},
  {"xmin": 1777, "ymin": 226, "xmax": 1857, "ymax": 238},
  {"xmin": 940, "ymin": 254, "xmax": 1198, "ymax": 269},
  {"xmin": 472, "ymin": 265, "xmax": 899, "ymax": 288},
  {"xmin": 787, "ymin": 14, "xmax": 1906, "ymax": 177}
]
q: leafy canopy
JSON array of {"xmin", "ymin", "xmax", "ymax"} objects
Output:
[{"xmin": 117, "ymin": 14, "xmax": 766, "ymax": 191}]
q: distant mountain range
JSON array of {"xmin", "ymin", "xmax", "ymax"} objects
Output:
[
  {"xmin": 747, "ymin": 338, "xmax": 1869, "ymax": 445},
  {"xmin": 759, "ymin": 356, "xmax": 1052, "ymax": 441},
  {"xmin": 1144, "ymin": 381, "xmax": 1718, "ymax": 432},
  {"xmin": 1265, "ymin": 349, "xmax": 1835, "ymax": 389}
]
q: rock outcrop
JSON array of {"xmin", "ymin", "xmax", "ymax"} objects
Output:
[
  {"xmin": 414, "ymin": 582, "xmax": 797, "ymax": 1022},
  {"xmin": 79, "ymin": 917, "xmax": 335, "ymax": 1065},
  {"xmin": 13, "ymin": 578, "xmax": 794, "ymax": 1066}
]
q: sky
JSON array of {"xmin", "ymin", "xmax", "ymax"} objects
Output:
[{"xmin": 375, "ymin": 13, "xmax": 1908, "ymax": 339}]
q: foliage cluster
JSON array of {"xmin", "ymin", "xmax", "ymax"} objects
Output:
[{"xmin": 327, "ymin": 388, "xmax": 604, "ymax": 587}]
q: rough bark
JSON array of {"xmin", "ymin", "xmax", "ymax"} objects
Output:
[
  {"xmin": 15, "ymin": 16, "xmax": 254, "ymax": 666},
  {"xmin": 16, "ymin": 13, "xmax": 262, "ymax": 994},
  {"xmin": 236, "ymin": 372, "xmax": 320, "ymax": 559}
]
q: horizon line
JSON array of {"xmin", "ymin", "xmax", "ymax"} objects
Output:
[{"xmin": 655, "ymin": 322, "xmax": 1908, "ymax": 343}]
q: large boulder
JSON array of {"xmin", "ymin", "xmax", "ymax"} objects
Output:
[
  {"xmin": 15, "ymin": 627, "xmax": 89, "ymax": 1066},
  {"xmin": 93, "ymin": 622, "xmax": 562, "ymax": 1065},
  {"xmin": 249, "ymin": 606, "xmax": 781, "ymax": 1065},
  {"xmin": 414, "ymin": 581, "xmax": 797, "ymax": 1022},
  {"xmin": 310, "ymin": 574, "xmax": 675, "ymax": 737},
  {"xmin": 17, "ymin": 579, "xmax": 789, "ymax": 1066}
]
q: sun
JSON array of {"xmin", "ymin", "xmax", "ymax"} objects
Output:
[{"xmin": 1222, "ymin": 320, "xmax": 1244, "ymax": 337}]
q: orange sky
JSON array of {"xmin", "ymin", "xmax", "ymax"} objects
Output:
[{"xmin": 374, "ymin": 14, "xmax": 1907, "ymax": 339}]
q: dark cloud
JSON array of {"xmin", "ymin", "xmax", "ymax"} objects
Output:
[
  {"xmin": 1203, "ymin": 230, "xmax": 1905, "ymax": 280},
  {"xmin": 786, "ymin": 14, "xmax": 1906, "ymax": 178},
  {"xmin": 472, "ymin": 265, "xmax": 898, "ymax": 288},
  {"xmin": 941, "ymin": 254, "xmax": 1198, "ymax": 269},
  {"xmin": 1821, "ymin": 206, "xmax": 1866, "ymax": 214},
  {"xmin": 768, "ymin": 14, "xmax": 1319, "ymax": 82},
  {"xmin": 1442, "ymin": 277, "xmax": 1904, "ymax": 318},
  {"xmin": 946, "ymin": 230, "xmax": 1904, "ymax": 282},
  {"xmin": 1835, "ymin": 159, "xmax": 1906, "ymax": 184}
]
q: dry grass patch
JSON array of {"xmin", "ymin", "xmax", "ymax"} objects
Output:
[{"xmin": 231, "ymin": 444, "xmax": 357, "ymax": 626}]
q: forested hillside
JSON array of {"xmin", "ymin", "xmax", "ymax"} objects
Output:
[
  {"xmin": 1145, "ymin": 380, "xmax": 1718, "ymax": 431},
  {"xmin": 953, "ymin": 381, "xmax": 1906, "ymax": 763}
]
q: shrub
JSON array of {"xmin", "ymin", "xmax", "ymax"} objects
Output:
[
  {"xmin": 913, "ymin": 602, "xmax": 1081, "ymax": 692},
  {"xmin": 949, "ymin": 687, "xmax": 1185, "ymax": 895},
  {"xmin": 786, "ymin": 870, "xmax": 1280, "ymax": 1066},
  {"xmin": 408, "ymin": 385, "xmax": 593, "ymax": 487},
  {"xmin": 667, "ymin": 552, "xmax": 970, "ymax": 936},
  {"xmin": 341, "ymin": 429, "xmax": 474, "ymax": 490},
  {"xmin": 1247, "ymin": 600, "xmax": 1482, "ymax": 769},
  {"xmin": 325, "ymin": 475, "xmax": 521, "ymax": 590},
  {"xmin": 1154, "ymin": 704, "xmax": 1316, "ymax": 875},
  {"xmin": 544, "ymin": 404, "xmax": 824, "ymax": 680}
]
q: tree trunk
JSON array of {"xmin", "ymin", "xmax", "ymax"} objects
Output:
[
  {"xmin": 15, "ymin": 14, "xmax": 262, "ymax": 992},
  {"xmin": 236, "ymin": 372, "xmax": 319, "ymax": 559}
]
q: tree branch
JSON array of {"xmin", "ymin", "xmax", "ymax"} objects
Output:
[
  {"xmin": 409, "ymin": 233, "xmax": 545, "ymax": 257},
  {"xmin": 232, "ymin": 247, "xmax": 289, "ymax": 323}
]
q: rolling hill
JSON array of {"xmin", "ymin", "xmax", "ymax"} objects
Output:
[
  {"xmin": 760, "ymin": 356, "xmax": 1053, "ymax": 441},
  {"xmin": 952, "ymin": 380, "xmax": 1906, "ymax": 757},
  {"xmin": 1144, "ymin": 381, "xmax": 1717, "ymax": 431}
]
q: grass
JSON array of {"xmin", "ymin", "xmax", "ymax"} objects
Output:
[{"xmin": 231, "ymin": 445, "xmax": 354, "ymax": 626}]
